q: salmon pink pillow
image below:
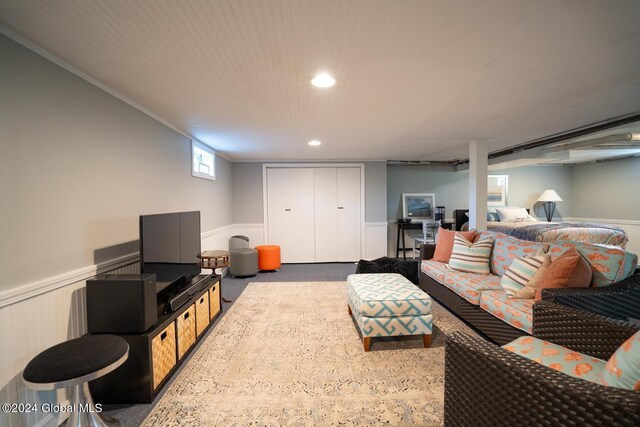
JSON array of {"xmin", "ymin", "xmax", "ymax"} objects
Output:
[
  {"xmin": 535, "ymin": 247, "xmax": 592, "ymax": 301},
  {"xmin": 432, "ymin": 228, "xmax": 477, "ymax": 263}
]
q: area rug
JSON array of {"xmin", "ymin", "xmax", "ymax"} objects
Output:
[{"xmin": 143, "ymin": 282, "xmax": 477, "ymax": 426}]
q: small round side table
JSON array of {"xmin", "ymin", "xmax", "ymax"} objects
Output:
[{"xmin": 23, "ymin": 334, "xmax": 129, "ymax": 427}]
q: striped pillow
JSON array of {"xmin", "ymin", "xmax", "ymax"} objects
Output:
[
  {"xmin": 501, "ymin": 255, "xmax": 546, "ymax": 296},
  {"xmin": 448, "ymin": 234, "xmax": 494, "ymax": 275}
]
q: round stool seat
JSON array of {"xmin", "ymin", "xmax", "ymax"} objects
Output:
[
  {"xmin": 255, "ymin": 245, "xmax": 281, "ymax": 271},
  {"xmin": 24, "ymin": 334, "xmax": 128, "ymax": 388},
  {"xmin": 229, "ymin": 248, "xmax": 259, "ymax": 277},
  {"xmin": 23, "ymin": 334, "xmax": 128, "ymax": 427}
]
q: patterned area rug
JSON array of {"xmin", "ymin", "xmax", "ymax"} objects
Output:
[{"xmin": 143, "ymin": 282, "xmax": 477, "ymax": 426}]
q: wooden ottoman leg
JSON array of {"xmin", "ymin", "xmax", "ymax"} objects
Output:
[
  {"xmin": 363, "ymin": 337, "xmax": 371, "ymax": 352},
  {"xmin": 423, "ymin": 334, "xmax": 432, "ymax": 348}
]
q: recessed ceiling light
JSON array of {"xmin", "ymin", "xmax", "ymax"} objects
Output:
[
  {"xmin": 311, "ymin": 73, "xmax": 335, "ymax": 88},
  {"xmin": 308, "ymin": 140, "xmax": 322, "ymax": 146}
]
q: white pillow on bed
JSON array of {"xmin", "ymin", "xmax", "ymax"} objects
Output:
[{"xmin": 495, "ymin": 207, "xmax": 537, "ymax": 222}]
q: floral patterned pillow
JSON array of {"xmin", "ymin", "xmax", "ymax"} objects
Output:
[{"xmin": 600, "ymin": 330, "xmax": 640, "ymax": 390}]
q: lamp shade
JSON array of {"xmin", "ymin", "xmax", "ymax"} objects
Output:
[{"xmin": 537, "ymin": 189, "xmax": 562, "ymax": 202}]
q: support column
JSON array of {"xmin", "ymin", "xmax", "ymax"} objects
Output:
[{"xmin": 469, "ymin": 140, "xmax": 488, "ymax": 231}]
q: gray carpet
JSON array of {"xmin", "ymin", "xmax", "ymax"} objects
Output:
[{"xmin": 100, "ymin": 263, "xmax": 358, "ymax": 427}]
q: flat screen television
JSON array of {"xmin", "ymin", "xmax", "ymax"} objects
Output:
[{"xmin": 139, "ymin": 211, "xmax": 201, "ymax": 297}]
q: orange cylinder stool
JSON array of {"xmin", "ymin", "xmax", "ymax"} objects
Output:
[{"xmin": 255, "ymin": 245, "xmax": 281, "ymax": 271}]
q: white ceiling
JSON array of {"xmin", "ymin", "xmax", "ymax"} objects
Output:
[{"xmin": 2, "ymin": 0, "xmax": 640, "ymax": 162}]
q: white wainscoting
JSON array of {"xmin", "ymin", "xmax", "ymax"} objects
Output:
[
  {"xmin": 364, "ymin": 222, "xmax": 388, "ymax": 260},
  {"xmin": 567, "ymin": 217, "xmax": 640, "ymax": 257}
]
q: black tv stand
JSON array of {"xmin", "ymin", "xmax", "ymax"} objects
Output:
[{"xmin": 90, "ymin": 274, "xmax": 223, "ymax": 403}]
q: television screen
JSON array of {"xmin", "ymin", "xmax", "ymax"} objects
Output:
[{"xmin": 140, "ymin": 211, "xmax": 201, "ymax": 292}]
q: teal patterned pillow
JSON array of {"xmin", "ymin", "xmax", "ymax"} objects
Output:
[
  {"xmin": 449, "ymin": 234, "xmax": 494, "ymax": 275},
  {"xmin": 501, "ymin": 255, "xmax": 546, "ymax": 296},
  {"xmin": 600, "ymin": 331, "xmax": 640, "ymax": 390}
]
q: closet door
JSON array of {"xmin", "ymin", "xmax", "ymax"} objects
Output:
[
  {"xmin": 337, "ymin": 167, "xmax": 362, "ymax": 262},
  {"xmin": 314, "ymin": 168, "xmax": 338, "ymax": 262},
  {"xmin": 266, "ymin": 168, "xmax": 315, "ymax": 263}
]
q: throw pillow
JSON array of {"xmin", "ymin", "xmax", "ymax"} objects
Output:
[
  {"xmin": 512, "ymin": 253, "xmax": 552, "ymax": 299},
  {"xmin": 432, "ymin": 228, "xmax": 477, "ymax": 263},
  {"xmin": 495, "ymin": 207, "xmax": 530, "ymax": 222},
  {"xmin": 448, "ymin": 233, "xmax": 494, "ymax": 275},
  {"xmin": 535, "ymin": 248, "xmax": 592, "ymax": 301},
  {"xmin": 600, "ymin": 331, "xmax": 640, "ymax": 391},
  {"xmin": 487, "ymin": 212, "xmax": 500, "ymax": 221},
  {"xmin": 501, "ymin": 254, "xmax": 546, "ymax": 296}
]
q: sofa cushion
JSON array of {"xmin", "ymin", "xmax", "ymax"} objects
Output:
[
  {"xmin": 600, "ymin": 330, "xmax": 640, "ymax": 391},
  {"xmin": 442, "ymin": 271, "xmax": 502, "ymax": 305},
  {"xmin": 535, "ymin": 247, "xmax": 592, "ymax": 301},
  {"xmin": 432, "ymin": 228, "xmax": 478, "ymax": 263},
  {"xmin": 548, "ymin": 242, "xmax": 638, "ymax": 287},
  {"xmin": 484, "ymin": 231, "xmax": 548, "ymax": 277},
  {"xmin": 449, "ymin": 234, "xmax": 494, "ymax": 275},
  {"xmin": 479, "ymin": 289, "xmax": 534, "ymax": 333},
  {"xmin": 347, "ymin": 273, "xmax": 431, "ymax": 317},
  {"xmin": 503, "ymin": 336, "xmax": 605, "ymax": 384},
  {"xmin": 500, "ymin": 254, "xmax": 546, "ymax": 296},
  {"xmin": 421, "ymin": 260, "xmax": 451, "ymax": 283}
]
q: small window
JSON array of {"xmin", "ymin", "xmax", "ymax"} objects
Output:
[{"xmin": 191, "ymin": 140, "xmax": 215, "ymax": 181}]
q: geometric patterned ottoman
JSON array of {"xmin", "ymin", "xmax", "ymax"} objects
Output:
[{"xmin": 347, "ymin": 273, "xmax": 433, "ymax": 352}]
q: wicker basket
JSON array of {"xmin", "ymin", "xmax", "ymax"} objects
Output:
[
  {"xmin": 195, "ymin": 292, "xmax": 210, "ymax": 337},
  {"xmin": 209, "ymin": 283, "xmax": 221, "ymax": 320},
  {"xmin": 151, "ymin": 322, "xmax": 177, "ymax": 390},
  {"xmin": 176, "ymin": 304, "xmax": 196, "ymax": 360}
]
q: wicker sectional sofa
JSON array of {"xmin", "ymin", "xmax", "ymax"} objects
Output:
[{"xmin": 419, "ymin": 230, "xmax": 638, "ymax": 345}]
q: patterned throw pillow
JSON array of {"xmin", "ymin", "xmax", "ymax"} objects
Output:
[
  {"xmin": 512, "ymin": 254, "xmax": 552, "ymax": 299},
  {"xmin": 501, "ymin": 254, "xmax": 547, "ymax": 296},
  {"xmin": 448, "ymin": 233, "xmax": 494, "ymax": 275},
  {"xmin": 600, "ymin": 331, "xmax": 640, "ymax": 390}
]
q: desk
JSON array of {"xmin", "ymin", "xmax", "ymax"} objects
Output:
[
  {"xmin": 396, "ymin": 221, "xmax": 454, "ymax": 260},
  {"xmin": 395, "ymin": 221, "xmax": 422, "ymax": 260}
]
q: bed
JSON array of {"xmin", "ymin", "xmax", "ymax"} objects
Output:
[
  {"xmin": 452, "ymin": 208, "xmax": 628, "ymax": 248},
  {"xmin": 486, "ymin": 221, "xmax": 628, "ymax": 248}
]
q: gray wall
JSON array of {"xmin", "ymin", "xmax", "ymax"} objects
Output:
[
  {"xmin": 0, "ymin": 35, "xmax": 233, "ymax": 292},
  {"xmin": 498, "ymin": 166, "xmax": 573, "ymax": 220},
  {"xmin": 387, "ymin": 165, "xmax": 468, "ymax": 221},
  {"xmin": 386, "ymin": 164, "xmax": 573, "ymax": 221},
  {"xmin": 570, "ymin": 156, "xmax": 640, "ymax": 220},
  {"xmin": 231, "ymin": 162, "xmax": 387, "ymax": 223}
]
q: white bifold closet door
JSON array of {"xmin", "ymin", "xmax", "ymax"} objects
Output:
[
  {"xmin": 266, "ymin": 168, "xmax": 315, "ymax": 263},
  {"xmin": 314, "ymin": 167, "xmax": 361, "ymax": 262},
  {"xmin": 314, "ymin": 168, "xmax": 339, "ymax": 262},
  {"xmin": 267, "ymin": 166, "xmax": 361, "ymax": 263},
  {"xmin": 336, "ymin": 167, "xmax": 361, "ymax": 262}
]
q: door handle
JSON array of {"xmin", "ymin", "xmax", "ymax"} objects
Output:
[
  {"xmin": 338, "ymin": 207, "xmax": 344, "ymax": 209},
  {"xmin": 285, "ymin": 209, "xmax": 291, "ymax": 211}
]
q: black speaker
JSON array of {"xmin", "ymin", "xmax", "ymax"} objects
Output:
[{"xmin": 87, "ymin": 274, "xmax": 157, "ymax": 333}]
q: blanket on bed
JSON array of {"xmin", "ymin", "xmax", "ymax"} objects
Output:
[{"xmin": 487, "ymin": 221, "xmax": 628, "ymax": 248}]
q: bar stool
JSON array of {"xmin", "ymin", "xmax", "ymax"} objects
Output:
[{"xmin": 23, "ymin": 334, "xmax": 129, "ymax": 427}]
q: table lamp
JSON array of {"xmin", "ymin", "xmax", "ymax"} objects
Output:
[{"xmin": 537, "ymin": 189, "xmax": 562, "ymax": 222}]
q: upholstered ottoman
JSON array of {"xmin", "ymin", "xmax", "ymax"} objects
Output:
[
  {"xmin": 347, "ymin": 273, "xmax": 433, "ymax": 351},
  {"xmin": 229, "ymin": 248, "xmax": 259, "ymax": 277},
  {"xmin": 255, "ymin": 245, "xmax": 281, "ymax": 271}
]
